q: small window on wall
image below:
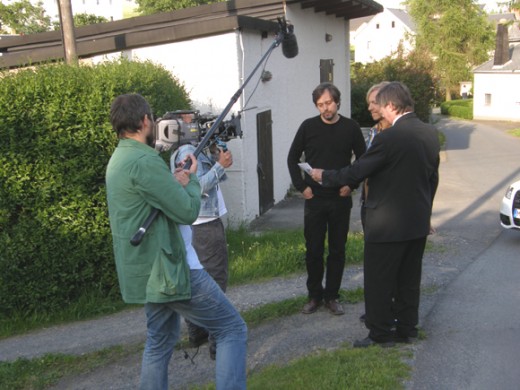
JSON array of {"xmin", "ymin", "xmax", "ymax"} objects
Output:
[
  {"xmin": 392, "ymin": 21, "xmax": 395, "ymax": 28},
  {"xmin": 485, "ymin": 94, "xmax": 492, "ymax": 106},
  {"xmin": 376, "ymin": 23, "xmax": 380, "ymax": 29}
]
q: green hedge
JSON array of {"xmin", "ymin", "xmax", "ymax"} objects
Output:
[
  {"xmin": 351, "ymin": 48, "xmax": 440, "ymax": 126},
  {"xmin": 440, "ymin": 99, "xmax": 473, "ymax": 119},
  {"xmin": 0, "ymin": 59, "xmax": 191, "ymax": 317}
]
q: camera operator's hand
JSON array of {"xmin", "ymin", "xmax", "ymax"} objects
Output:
[
  {"xmin": 173, "ymin": 154, "xmax": 197, "ymax": 187},
  {"xmin": 178, "ymin": 153, "xmax": 198, "ymax": 174},
  {"xmin": 173, "ymin": 168, "xmax": 190, "ymax": 187},
  {"xmin": 218, "ymin": 148, "xmax": 233, "ymax": 169},
  {"xmin": 185, "ymin": 153, "xmax": 198, "ymax": 174}
]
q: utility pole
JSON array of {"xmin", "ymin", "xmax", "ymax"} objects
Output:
[{"xmin": 57, "ymin": 0, "xmax": 78, "ymax": 65}]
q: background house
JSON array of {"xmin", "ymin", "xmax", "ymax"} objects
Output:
[
  {"xmin": 349, "ymin": 4, "xmax": 508, "ymax": 65},
  {"xmin": 473, "ymin": 18, "xmax": 520, "ymax": 122},
  {"xmin": 0, "ymin": 0, "xmax": 383, "ymax": 225},
  {"xmin": 350, "ymin": 7, "xmax": 415, "ymax": 63}
]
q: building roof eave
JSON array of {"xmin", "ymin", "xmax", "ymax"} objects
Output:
[{"xmin": 0, "ymin": 0, "xmax": 383, "ymax": 69}]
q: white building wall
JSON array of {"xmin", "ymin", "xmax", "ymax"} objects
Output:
[
  {"xmin": 228, "ymin": 6, "xmax": 351, "ymax": 224},
  {"xmin": 88, "ymin": 7, "xmax": 352, "ymax": 225},
  {"xmin": 123, "ymin": 34, "xmax": 247, "ymax": 224},
  {"xmin": 130, "ymin": 34, "xmax": 240, "ymax": 114},
  {"xmin": 264, "ymin": 5, "xmax": 351, "ymax": 218},
  {"xmin": 473, "ymin": 72, "xmax": 520, "ymax": 122},
  {"xmin": 353, "ymin": 10, "xmax": 412, "ymax": 64}
]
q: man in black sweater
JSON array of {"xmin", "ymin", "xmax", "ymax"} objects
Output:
[{"xmin": 287, "ymin": 82, "xmax": 366, "ymax": 315}]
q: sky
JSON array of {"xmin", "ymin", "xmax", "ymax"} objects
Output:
[{"xmin": 32, "ymin": 0, "xmax": 510, "ymax": 18}]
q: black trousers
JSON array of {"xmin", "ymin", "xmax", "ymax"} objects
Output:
[
  {"xmin": 363, "ymin": 237, "xmax": 426, "ymax": 342},
  {"xmin": 303, "ymin": 196, "xmax": 351, "ymax": 302},
  {"xmin": 192, "ymin": 218, "xmax": 228, "ymax": 292}
]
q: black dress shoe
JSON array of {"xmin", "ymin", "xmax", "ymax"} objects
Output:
[
  {"xmin": 302, "ymin": 299, "xmax": 321, "ymax": 314},
  {"xmin": 393, "ymin": 328, "xmax": 419, "ymax": 343},
  {"xmin": 353, "ymin": 336, "xmax": 395, "ymax": 348},
  {"xmin": 393, "ymin": 331, "xmax": 418, "ymax": 344}
]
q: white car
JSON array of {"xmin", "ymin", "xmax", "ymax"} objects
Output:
[{"xmin": 500, "ymin": 180, "xmax": 520, "ymax": 230}]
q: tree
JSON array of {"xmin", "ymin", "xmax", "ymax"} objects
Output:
[
  {"xmin": 0, "ymin": 0, "xmax": 51, "ymax": 35},
  {"xmin": 135, "ymin": 0, "xmax": 221, "ymax": 15},
  {"xmin": 405, "ymin": 0, "xmax": 495, "ymax": 100},
  {"xmin": 73, "ymin": 13, "xmax": 108, "ymax": 26},
  {"xmin": 52, "ymin": 13, "xmax": 109, "ymax": 30},
  {"xmin": 497, "ymin": 1, "xmax": 520, "ymax": 11},
  {"xmin": 351, "ymin": 45, "xmax": 440, "ymax": 126}
]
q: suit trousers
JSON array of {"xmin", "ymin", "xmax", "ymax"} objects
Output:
[
  {"xmin": 363, "ymin": 237, "xmax": 426, "ymax": 342},
  {"xmin": 304, "ymin": 196, "xmax": 351, "ymax": 302}
]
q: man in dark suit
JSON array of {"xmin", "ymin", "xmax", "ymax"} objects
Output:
[{"xmin": 311, "ymin": 81, "xmax": 440, "ymax": 347}]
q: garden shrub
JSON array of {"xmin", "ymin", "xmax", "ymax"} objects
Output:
[
  {"xmin": 440, "ymin": 99, "xmax": 473, "ymax": 119},
  {"xmin": 351, "ymin": 47, "xmax": 440, "ymax": 126},
  {"xmin": 0, "ymin": 59, "xmax": 191, "ymax": 317}
]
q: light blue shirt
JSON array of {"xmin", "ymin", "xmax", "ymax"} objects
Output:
[{"xmin": 178, "ymin": 225, "xmax": 203, "ymax": 270}]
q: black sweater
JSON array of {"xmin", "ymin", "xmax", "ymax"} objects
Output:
[{"xmin": 287, "ymin": 115, "xmax": 366, "ymax": 198}]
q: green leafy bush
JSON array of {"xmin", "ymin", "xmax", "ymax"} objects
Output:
[
  {"xmin": 351, "ymin": 47, "xmax": 440, "ymax": 126},
  {"xmin": 0, "ymin": 59, "xmax": 190, "ymax": 317},
  {"xmin": 440, "ymin": 99, "xmax": 473, "ymax": 119}
]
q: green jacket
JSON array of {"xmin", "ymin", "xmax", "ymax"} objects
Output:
[{"xmin": 106, "ymin": 139, "xmax": 201, "ymax": 304}]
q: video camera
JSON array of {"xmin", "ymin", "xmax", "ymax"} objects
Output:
[{"xmin": 154, "ymin": 109, "xmax": 242, "ymax": 153}]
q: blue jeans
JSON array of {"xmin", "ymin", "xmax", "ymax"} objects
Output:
[{"xmin": 139, "ymin": 269, "xmax": 247, "ymax": 390}]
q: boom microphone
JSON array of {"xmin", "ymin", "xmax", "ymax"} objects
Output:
[{"xmin": 278, "ymin": 17, "xmax": 299, "ymax": 59}]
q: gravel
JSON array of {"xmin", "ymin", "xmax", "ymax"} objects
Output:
[{"xmin": 0, "ymin": 192, "xmax": 486, "ymax": 390}]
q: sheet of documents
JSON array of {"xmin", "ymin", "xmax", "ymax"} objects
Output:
[
  {"xmin": 298, "ymin": 162, "xmax": 312, "ymax": 174},
  {"xmin": 298, "ymin": 162, "xmax": 321, "ymax": 184}
]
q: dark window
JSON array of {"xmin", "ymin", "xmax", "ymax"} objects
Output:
[{"xmin": 320, "ymin": 59, "xmax": 334, "ymax": 83}]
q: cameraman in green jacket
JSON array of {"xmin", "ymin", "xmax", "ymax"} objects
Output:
[{"xmin": 106, "ymin": 93, "xmax": 247, "ymax": 390}]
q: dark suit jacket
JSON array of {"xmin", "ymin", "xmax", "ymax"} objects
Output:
[{"xmin": 322, "ymin": 113, "xmax": 440, "ymax": 243}]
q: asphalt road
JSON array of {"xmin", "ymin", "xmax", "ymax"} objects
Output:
[{"xmin": 407, "ymin": 117, "xmax": 520, "ymax": 389}]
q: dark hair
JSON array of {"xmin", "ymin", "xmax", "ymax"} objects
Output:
[
  {"xmin": 376, "ymin": 81, "xmax": 414, "ymax": 114},
  {"xmin": 312, "ymin": 82, "xmax": 341, "ymax": 106},
  {"xmin": 110, "ymin": 93, "xmax": 152, "ymax": 138}
]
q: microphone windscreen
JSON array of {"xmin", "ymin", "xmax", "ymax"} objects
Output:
[{"xmin": 282, "ymin": 33, "xmax": 299, "ymax": 59}]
